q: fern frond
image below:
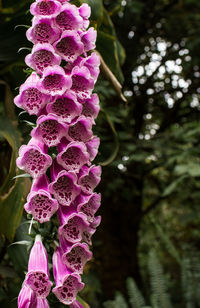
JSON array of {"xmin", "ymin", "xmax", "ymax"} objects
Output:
[
  {"xmin": 148, "ymin": 249, "xmax": 172, "ymax": 308},
  {"xmin": 126, "ymin": 277, "xmax": 146, "ymax": 308}
]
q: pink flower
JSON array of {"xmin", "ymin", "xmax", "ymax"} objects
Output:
[
  {"xmin": 31, "ymin": 114, "xmax": 67, "ymax": 147},
  {"xmin": 30, "ymin": 0, "xmax": 62, "ymax": 17},
  {"xmin": 49, "ymin": 168, "xmax": 81, "ymax": 206},
  {"xmin": 67, "ymin": 116, "xmax": 93, "ymax": 143},
  {"xmin": 16, "ymin": 138, "xmax": 52, "ymax": 178},
  {"xmin": 58, "ymin": 210, "xmax": 89, "ymax": 243},
  {"xmin": 57, "ymin": 140, "xmax": 90, "ymax": 172},
  {"xmin": 25, "ymin": 235, "xmax": 53, "ymax": 298},
  {"xmin": 24, "ymin": 175, "xmax": 58, "ymax": 223},
  {"xmin": 81, "ymin": 94, "xmax": 100, "ymax": 121},
  {"xmin": 79, "ymin": 3, "xmax": 91, "ymax": 30},
  {"xmin": 60, "ymin": 236, "xmax": 92, "ymax": 274},
  {"xmin": 78, "ymin": 165, "xmax": 102, "ymax": 195},
  {"xmin": 26, "ymin": 16, "xmax": 61, "ymax": 44},
  {"xmin": 71, "ymin": 66, "xmax": 94, "ymax": 100},
  {"xmin": 14, "ymin": 72, "xmax": 50, "ymax": 116},
  {"xmin": 76, "ymin": 193, "xmax": 101, "ymax": 224},
  {"xmin": 46, "ymin": 91, "xmax": 82, "ymax": 123},
  {"xmin": 25, "ymin": 43, "xmax": 61, "ymax": 74},
  {"xmin": 55, "ymin": 3, "xmax": 83, "ymax": 31},
  {"xmin": 52, "ymin": 248, "xmax": 84, "ymax": 305},
  {"xmin": 86, "ymin": 136, "xmax": 100, "ymax": 161},
  {"xmin": 54, "ymin": 30, "xmax": 84, "ymax": 62},
  {"xmin": 80, "ymin": 27, "xmax": 97, "ymax": 52},
  {"xmin": 40, "ymin": 65, "xmax": 72, "ymax": 96}
]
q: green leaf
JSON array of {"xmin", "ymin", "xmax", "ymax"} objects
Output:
[
  {"xmin": 96, "ymin": 9, "xmax": 125, "ymax": 83},
  {"xmin": 0, "ymin": 117, "xmax": 26, "ymax": 241},
  {"xmin": 162, "ymin": 175, "xmax": 187, "ymax": 197}
]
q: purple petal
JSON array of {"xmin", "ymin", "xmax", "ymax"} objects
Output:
[
  {"xmin": 58, "ymin": 212, "xmax": 89, "ymax": 243},
  {"xmin": 49, "ymin": 170, "xmax": 81, "ymax": 206},
  {"xmin": 40, "ymin": 65, "xmax": 72, "ymax": 96},
  {"xmin": 71, "ymin": 66, "xmax": 94, "ymax": 100},
  {"xmin": 54, "ymin": 30, "xmax": 84, "ymax": 62},
  {"xmin": 70, "ymin": 300, "xmax": 85, "ymax": 308},
  {"xmin": 81, "ymin": 93, "xmax": 100, "ymax": 120},
  {"xmin": 35, "ymin": 298, "xmax": 50, "ymax": 308},
  {"xmin": 78, "ymin": 165, "xmax": 101, "ymax": 195},
  {"xmin": 57, "ymin": 141, "xmax": 90, "ymax": 172},
  {"xmin": 61, "ymin": 241, "xmax": 92, "ymax": 274},
  {"xmin": 80, "ymin": 27, "xmax": 97, "ymax": 52},
  {"xmin": 25, "ymin": 235, "xmax": 52, "ymax": 298},
  {"xmin": 86, "ymin": 136, "xmax": 100, "ymax": 161},
  {"xmin": 55, "ymin": 3, "xmax": 83, "ymax": 31},
  {"xmin": 76, "ymin": 193, "xmax": 101, "ymax": 223},
  {"xmin": 25, "ymin": 190, "xmax": 58, "ymax": 223},
  {"xmin": 67, "ymin": 116, "xmax": 93, "ymax": 143},
  {"xmin": 18, "ymin": 284, "xmax": 36, "ymax": 308},
  {"xmin": 30, "ymin": 0, "xmax": 62, "ymax": 17},
  {"xmin": 16, "ymin": 143, "xmax": 52, "ymax": 179},
  {"xmin": 31, "ymin": 114, "xmax": 68, "ymax": 147},
  {"xmin": 26, "ymin": 17, "xmax": 61, "ymax": 44},
  {"xmin": 25, "ymin": 43, "xmax": 61, "ymax": 75},
  {"xmin": 14, "ymin": 72, "xmax": 50, "ymax": 116},
  {"xmin": 46, "ymin": 91, "xmax": 82, "ymax": 123}
]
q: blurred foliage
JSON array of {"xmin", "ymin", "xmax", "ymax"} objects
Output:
[{"xmin": 1, "ymin": 0, "xmax": 200, "ymax": 307}]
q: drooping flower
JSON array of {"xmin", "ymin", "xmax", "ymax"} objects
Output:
[
  {"xmin": 52, "ymin": 248, "xmax": 84, "ymax": 305},
  {"xmin": 40, "ymin": 65, "xmax": 72, "ymax": 96},
  {"xmin": 67, "ymin": 116, "xmax": 93, "ymax": 143},
  {"xmin": 49, "ymin": 167, "xmax": 81, "ymax": 206},
  {"xmin": 24, "ymin": 174, "xmax": 58, "ymax": 223},
  {"xmin": 60, "ymin": 236, "xmax": 92, "ymax": 274},
  {"xmin": 30, "ymin": 0, "xmax": 62, "ymax": 17},
  {"xmin": 31, "ymin": 114, "xmax": 67, "ymax": 147},
  {"xmin": 26, "ymin": 17, "xmax": 61, "ymax": 44},
  {"xmin": 25, "ymin": 235, "xmax": 53, "ymax": 298},
  {"xmin": 46, "ymin": 91, "xmax": 82, "ymax": 123},
  {"xmin": 14, "ymin": 72, "xmax": 50, "ymax": 116},
  {"xmin": 78, "ymin": 165, "xmax": 102, "ymax": 195},
  {"xmin": 57, "ymin": 140, "xmax": 90, "ymax": 172},
  {"xmin": 55, "ymin": 3, "xmax": 83, "ymax": 31},
  {"xmin": 25, "ymin": 43, "xmax": 61, "ymax": 75},
  {"xmin": 16, "ymin": 138, "xmax": 52, "ymax": 178},
  {"xmin": 53, "ymin": 30, "xmax": 84, "ymax": 62}
]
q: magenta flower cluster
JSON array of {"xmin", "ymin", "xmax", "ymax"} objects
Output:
[{"xmin": 15, "ymin": 0, "xmax": 101, "ymax": 306}]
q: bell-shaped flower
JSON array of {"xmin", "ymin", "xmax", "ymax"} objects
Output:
[
  {"xmin": 79, "ymin": 3, "xmax": 91, "ymax": 30},
  {"xmin": 25, "ymin": 43, "xmax": 61, "ymax": 75},
  {"xmin": 52, "ymin": 248, "xmax": 84, "ymax": 305},
  {"xmin": 58, "ymin": 208, "xmax": 89, "ymax": 243},
  {"xmin": 60, "ymin": 236, "xmax": 92, "ymax": 274},
  {"xmin": 80, "ymin": 27, "xmax": 97, "ymax": 52},
  {"xmin": 49, "ymin": 168, "xmax": 81, "ymax": 206},
  {"xmin": 14, "ymin": 72, "xmax": 50, "ymax": 116},
  {"xmin": 46, "ymin": 91, "xmax": 82, "ymax": 123},
  {"xmin": 78, "ymin": 165, "xmax": 101, "ymax": 195},
  {"xmin": 76, "ymin": 193, "xmax": 101, "ymax": 224},
  {"xmin": 40, "ymin": 65, "xmax": 72, "ymax": 96},
  {"xmin": 24, "ymin": 174, "xmax": 58, "ymax": 223},
  {"xmin": 26, "ymin": 16, "xmax": 61, "ymax": 44},
  {"xmin": 25, "ymin": 235, "xmax": 53, "ymax": 298},
  {"xmin": 30, "ymin": 0, "xmax": 62, "ymax": 17},
  {"xmin": 86, "ymin": 136, "xmax": 100, "ymax": 161},
  {"xmin": 81, "ymin": 94, "xmax": 100, "ymax": 121},
  {"xmin": 79, "ymin": 52, "xmax": 100, "ymax": 81},
  {"xmin": 16, "ymin": 138, "xmax": 52, "ymax": 179},
  {"xmin": 57, "ymin": 140, "xmax": 90, "ymax": 172},
  {"xmin": 55, "ymin": 3, "xmax": 83, "ymax": 31},
  {"xmin": 54, "ymin": 30, "xmax": 84, "ymax": 62},
  {"xmin": 18, "ymin": 284, "xmax": 36, "ymax": 308},
  {"xmin": 31, "ymin": 114, "xmax": 67, "ymax": 147},
  {"xmin": 71, "ymin": 66, "xmax": 94, "ymax": 100},
  {"xmin": 67, "ymin": 116, "xmax": 93, "ymax": 143}
]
